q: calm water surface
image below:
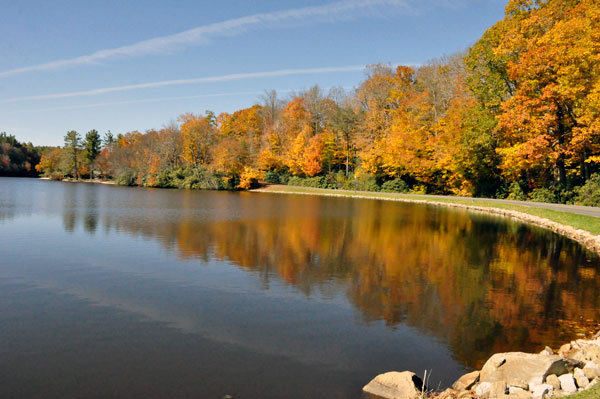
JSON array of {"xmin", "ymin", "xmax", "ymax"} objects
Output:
[{"xmin": 1, "ymin": 177, "xmax": 600, "ymax": 398}]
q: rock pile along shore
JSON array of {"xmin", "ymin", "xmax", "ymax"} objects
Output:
[{"xmin": 363, "ymin": 332, "xmax": 600, "ymax": 399}]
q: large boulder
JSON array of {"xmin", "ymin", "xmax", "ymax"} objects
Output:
[
  {"xmin": 363, "ymin": 371, "xmax": 424, "ymax": 399},
  {"xmin": 479, "ymin": 352, "xmax": 582, "ymax": 386}
]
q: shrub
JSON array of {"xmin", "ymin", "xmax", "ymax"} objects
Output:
[
  {"xmin": 157, "ymin": 169, "xmax": 176, "ymax": 188},
  {"xmin": 528, "ymin": 187, "xmax": 558, "ymax": 203},
  {"xmin": 115, "ymin": 170, "xmax": 137, "ymax": 186},
  {"xmin": 381, "ymin": 178, "xmax": 409, "ymax": 193},
  {"xmin": 278, "ymin": 172, "xmax": 290, "ymax": 185},
  {"xmin": 323, "ymin": 170, "xmax": 348, "ymax": 190},
  {"xmin": 303, "ymin": 176, "xmax": 329, "ymax": 188},
  {"xmin": 286, "ymin": 175, "xmax": 332, "ymax": 189},
  {"xmin": 342, "ymin": 174, "xmax": 380, "ymax": 192},
  {"xmin": 506, "ymin": 182, "xmax": 526, "ymax": 201},
  {"xmin": 575, "ymin": 174, "xmax": 600, "ymax": 206},
  {"xmin": 193, "ymin": 168, "xmax": 223, "ymax": 190},
  {"xmin": 264, "ymin": 170, "xmax": 280, "ymax": 184},
  {"xmin": 49, "ymin": 171, "xmax": 64, "ymax": 181}
]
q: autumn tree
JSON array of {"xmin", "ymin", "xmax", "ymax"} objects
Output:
[
  {"xmin": 468, "ymin": 0, "xmax": 600, "ymax": 189},
  {"xmin": 180, "ymin": 113, "xmax": 216, "ymax": 166}
]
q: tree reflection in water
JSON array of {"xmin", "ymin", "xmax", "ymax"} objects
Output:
[{"xmin": 61, "ymin": 188, "xmax": 600, "ymax": 369}]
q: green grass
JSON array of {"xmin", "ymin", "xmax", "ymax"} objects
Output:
[
  {"xmin": 566, "ymin": 383, "xmax": 600, "ymax": 399},
  {"xmin": 254, "ymin": 185, "xmax": 600, "ymax": 235}
]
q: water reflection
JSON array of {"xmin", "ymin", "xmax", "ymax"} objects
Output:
[
  {"xmin": 1, "ymin": 178, "xmax": 600, "ymax": 379},
  {"xmin": 21, "ymin": 180, "xmax": 599, "ymax": 369}
]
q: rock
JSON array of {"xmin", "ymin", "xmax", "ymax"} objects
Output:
[
  {"xmin": 540, "ymin": 346, "xmax": 553, "ymax": 356},
  {"xmin": 489, "ymin": 381, "xmax": 506, "ymax": 398},
  {"xmin": 474, "ymin": 382, "xmax": 492, "ymax": 398},
  {"xmin": 574, "ymin": 367, "xmax": 590, "ymax": 389},
  {"xmin": 362, "ymin": 371, "xmax": 424, "ymax": 399},
  {"xmin": 508, "ymin": 386, "xmax": 533, "ymax": 398},
  {"xmin": 558, "ymin": 373, "xmax": 578, "ymax": 394},
  {"xmin": 583, "ymin": 362, "xmax": 600, "ymax": 380},
  {"xmin": 452, "ymin": 370, "xmax": 479, "ymax": 391},
  {"xmin": 509, "ymin": 389, "xmax": 533, "ymax": 399},
  {"xmin": 435, "ymin": 388, "xmax": 455, "ymax": 399},
  {"xmin": 581, "ymin": 343, "xmax": 600, "ymax": 363},
  {"xmin": 508, "ymin": 379, "xmax": 528, "ymax": 390},
  {"xmin": 559, "ymin": 343, "xmax": 572, "ymax": 357},
  {"xmin": 479, "ymin": 352, "xmax": 582, "ymax": 386},
  {"xmin": 545, "ymin": 374, "xmax": 561, "ymax": 390},
  {"xmin": 529, "ymin": 376, "xmax": 543, "ymax": 388},
  {"xmin": 436, "ymin": 388, "xmax": 473, "ymax": 399},
  {"xmin": 531, "ymin": 384, "xmax": 553, "ymax": 399},
  {"xmin": 457, "ymin": 391, "xmax": 474, "ymax": 399}
]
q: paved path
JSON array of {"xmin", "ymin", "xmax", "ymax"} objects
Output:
[{"xmin": 399, "ymin": 193, "xmax": 600, "ymax": 218}]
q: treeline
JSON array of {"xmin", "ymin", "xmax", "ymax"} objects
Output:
[
  {"xmin": 0, "ymin": 132, "xmax": 42, "ymax": 177},
  {"xmin": 36, "ymin": 0, "xmax": 600, "ymax": 204}
]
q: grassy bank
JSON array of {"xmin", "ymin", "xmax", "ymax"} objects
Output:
[
  {"xmin": 253, "ymin": 185, "xmax": 600, "ymax": 236},
  {"xmin": 567, "ymin": 384, "xmax": 600, "ymax": 399}
]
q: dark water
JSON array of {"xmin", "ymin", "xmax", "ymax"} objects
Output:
[{"xmin": 1, "ymin": 177, "xmax": 600, "ymax": 398}]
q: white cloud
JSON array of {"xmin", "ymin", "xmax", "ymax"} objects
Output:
[
  {"xmin": 2, "ymin": 66, "xmax": 366, "ymax": 103},
  {"xmin": 0, "ymin": 0, "xmax": 412, "ymax": 78}
]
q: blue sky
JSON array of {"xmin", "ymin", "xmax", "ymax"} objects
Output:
[{"xmin": 1, "ymin": 0, "xmax": 507, "ymax": 146}]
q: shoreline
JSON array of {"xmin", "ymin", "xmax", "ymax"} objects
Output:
[
  {"xmin": 39, "ymin": 176, "xmax": 115, "ymax": 185},
  {"xmin": 251, "ymin": 185, "xmax": 600, "ymax": 256}
]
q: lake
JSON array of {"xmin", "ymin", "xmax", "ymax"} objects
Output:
[{"xmin": 1, "ymin": 177, "xmax": 599, "ymax": 398}]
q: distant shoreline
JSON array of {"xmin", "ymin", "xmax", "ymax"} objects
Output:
[{"xmin": 39, "ymin": 176, "xmax": 115, "ymax": 185}]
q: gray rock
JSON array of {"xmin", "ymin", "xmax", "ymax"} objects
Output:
[
  {"xmin": 531, "ymin": 383, "xmax": 553, "ymax": 399},
  {"xmin": 545, "ymin": 374, "xmax": 561, "ymax": 390},
  {"xmin": 558, "ymin": 373, "xmax": 578, "ymax": 394},
  {"xmin": 474, "ymin": 382, "xmax": 492, "ymax": 398},
  {"xmin": 362, "ymin": 371, "xmax": 424, "ymax": 399},
  {"xmin": 479, "ymin": 352, "xmax": 582, "ymax": 386},
  {"xmin": 452, "ymin": 370, "xmax": 479, "ymax": 391}
]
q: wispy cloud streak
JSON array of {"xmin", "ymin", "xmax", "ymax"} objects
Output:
[
  {"xmin": 30, "ymin": 85, "xmax": 355, "ymax": 112},
  {"xmin": 0, "ymin": 0, "xmax": 411, "ymax": 78},
  {"xmin": 2, "ymin": 66, "xmax": 366, "ymax": 103}
]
